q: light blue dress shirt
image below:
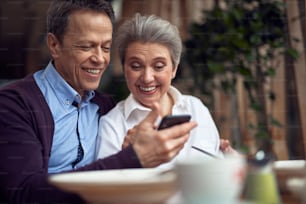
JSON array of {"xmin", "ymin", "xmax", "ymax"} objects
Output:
[{"xmin": 34, "ymin": 61, "xmax": 99, "ymax": 173}]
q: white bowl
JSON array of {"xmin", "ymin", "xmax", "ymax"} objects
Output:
[{"xmin": 49, "ymin": 168, "xmax": 178, "ymax": 204}]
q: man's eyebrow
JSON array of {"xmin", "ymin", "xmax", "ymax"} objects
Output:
[{"xmin": 102, "ymin": 39, "xmax": 112, "ymax": 45}]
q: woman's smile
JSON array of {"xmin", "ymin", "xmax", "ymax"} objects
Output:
[{"xmin": 124, "ymin": 42, "xmax": 177, "ymax": 108}]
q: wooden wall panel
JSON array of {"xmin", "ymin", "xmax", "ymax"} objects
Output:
[
  {"xmin": 270, "ymin": 55, "xmax": 289, "ymax": 160},
  {"xmin": 286, "ymin": 0, "xmax": 306, "ymax": 158}
]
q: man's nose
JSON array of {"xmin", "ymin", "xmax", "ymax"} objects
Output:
[{"xmin": 90, "ymin": 48, "xmax": 106, "ymax": 64}]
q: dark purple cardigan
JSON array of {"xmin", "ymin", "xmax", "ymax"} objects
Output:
[{"xmin": 0, "ymin": 75, "xmax": 141, "ymax": 204}]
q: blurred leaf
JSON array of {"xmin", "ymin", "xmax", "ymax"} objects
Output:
[
  {"xmin": 270, "ymin": 117, "xmax": 282, "ymax": 127},
  {"xmin": 238, "ymin": 67, "xmax": 252, "ymax": 77},
  {"xmin": 286, "ymin": 48, "xmax": 299, "ymax": 60},
  {"xmin": 250, "ymin": 102, "xmax": 262, "ymax": 112},
  {"xmin": 207, "ymin": 62, "xmax": 224, "ymax": 73},
  {"xmin": 265, "ymin": 68, "xmax": 276, "ymax": 77}
]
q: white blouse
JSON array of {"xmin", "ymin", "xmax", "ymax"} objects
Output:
[{"xmin": 96, "ymin": 86, "xmax": 222, "ymax": 169}]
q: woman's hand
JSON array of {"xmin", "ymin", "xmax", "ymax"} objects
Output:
[
  {"xmin": 220, "ymin": 139, "xmax": 241, "ymax": 156},
  {"xmin": 124, "ymin": 103, "xmax": 197, "ymax": 168}
]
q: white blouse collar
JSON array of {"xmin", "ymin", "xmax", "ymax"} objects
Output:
[{"xmin": 123, "ymin": 86, "xmax": 188, "ymax": 120}]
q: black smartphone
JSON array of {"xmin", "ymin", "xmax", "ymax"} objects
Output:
[{"xmin": 157, "ymin": 114, "xmax": 191, "ymax": 130}]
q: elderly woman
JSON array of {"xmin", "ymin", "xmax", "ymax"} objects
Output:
[{"xmin": 96, "ymin": 13, "xmax": 234, "ymax": 169}]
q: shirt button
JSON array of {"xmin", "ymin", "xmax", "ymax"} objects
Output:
[{"xmin": 65, "ymin": 100, "xmax": 70, "ymax": 106}]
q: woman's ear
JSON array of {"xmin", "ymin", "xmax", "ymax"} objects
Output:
[
  {"xmin": 47, "ymin": 33, "xmax": 61, "ymax": 59},
  {"xmin": 172, "ymin": 65, "xmax": 178, "ymax": 79}
]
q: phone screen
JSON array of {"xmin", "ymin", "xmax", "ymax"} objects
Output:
[{"xmin": 158, "ymin": 114, "xmax": 191, "ymax": 130}]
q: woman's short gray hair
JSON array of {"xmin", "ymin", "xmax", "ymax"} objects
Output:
[{"xmin": 115, "ymin": 13, "xmax": 182, "ymax": 68}]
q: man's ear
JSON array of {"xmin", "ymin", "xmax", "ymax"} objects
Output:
[{"xmin": 47, "ymin": 33, "xmax": 61, "ymax": 59}]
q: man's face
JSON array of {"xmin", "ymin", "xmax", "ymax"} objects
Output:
[{"xmin": 47, "ymin": 10, "xmax": 113, "ymax": 96}]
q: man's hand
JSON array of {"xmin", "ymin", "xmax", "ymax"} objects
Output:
[
  {"xmin": 129, "ymin": 103, "xmax": 197, "ymax": 168},
  {"xmin": 122, "ymin": 128, "xmax": 136, "ymax": 149}
]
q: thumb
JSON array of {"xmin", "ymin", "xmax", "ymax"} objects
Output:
[{"xmin": 142, "ymin": 102, "xmax": 160, "ymax": 126}]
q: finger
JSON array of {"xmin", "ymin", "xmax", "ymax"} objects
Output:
[
  {"xmin": 122, "ymin": 135, "xmax": 131, "ymax": 148},
  {"xmin": 158, "ymin": 132, "xmax": 189, "ymax": 155},
  {"xmin": 140, "ymin": 102, "xmax": 161, "ymax": 126},
  {"xmin": 122, "ymin": 140, "xmax": 129, "ymax": 149},
  {"xmin": 159, "ymin": 121, "xmax": 197, "ymax": 140},
  {"xmin": 125, "ymin": 128, "xmax": 137, "ymax": 143},
  {"xmin": 220, "ymin": 139, "xmax": 230, "ymax": 150},
  {"xmin": 224, "ymin": 139, "xmax": 230, "ymax": 145},
  {"xmin": 158, "ymin": 133, "xmax": 190, "ymax": 163},
  {"xmin": 170, "ymin": 133, "xmax": 189, "ymax": 152},
  {"xmin": 127, "ymin": 128, "xmax": 136, "ymax": 135}
]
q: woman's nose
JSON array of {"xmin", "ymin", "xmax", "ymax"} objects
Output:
[{"xmin": 142, "ymin": 68, "xmax": 154, "ymax": 83}]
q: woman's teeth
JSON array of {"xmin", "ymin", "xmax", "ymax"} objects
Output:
[{"xmin": 140, "ymin": 86, "xmax": 156, "ymax": 92}]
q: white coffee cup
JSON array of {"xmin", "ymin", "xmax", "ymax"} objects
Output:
[{"xmin": 175, "ymin": 155, "xmax": 246, "ymax": 204}]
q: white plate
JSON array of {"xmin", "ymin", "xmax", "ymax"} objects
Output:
[
  {"xmin": 273, "ymin": 160, "xmax": 306, "ymax": 192},
  {"xmin": 273, "ymin": 160, "xmax": 306, "ymax": 178},
  {"xmin": 273, "ymin": 160, "xmax": 306, "ymax": 171},
  {"xmin": 49, "ymin": 168, "xmax": 178, "ymax": 204}
]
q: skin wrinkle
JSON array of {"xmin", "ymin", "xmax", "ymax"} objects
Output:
[
  {"xmin": 48, "ymin": 10, "xmax": 112, "ymax": 97},
  {"xmin": 124, "ymin": 42, "xmax": 177, "ymax": 117}
]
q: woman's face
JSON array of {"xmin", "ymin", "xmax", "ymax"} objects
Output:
[
  {"xmin": 123, "ymin": 42, "xmax": 177, "ymax": 108},
  {"xmin": 47, "ymin": 10, "xmax": 113, "ymax": 96}
]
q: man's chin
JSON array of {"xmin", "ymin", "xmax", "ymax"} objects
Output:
[{"xmin": 80, "ymin": 84, "xmax": 100, "ymax": 94}]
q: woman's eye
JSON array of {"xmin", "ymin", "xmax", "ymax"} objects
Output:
[
  {"xmin": 154, "ymin": 63, "xmax": 165, "ymax": 70},
  {"xmin": 130, "ymin": 62, "xmax": 141, "ymax": 69}
]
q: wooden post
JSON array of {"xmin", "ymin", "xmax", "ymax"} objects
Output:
[
  {"xmin": 286, "ymin": 0, "xmax": 306, "ymax": 158},
  {"xmin": 270, "ymin": 54, "xmax": 289, "ymax": 160}
]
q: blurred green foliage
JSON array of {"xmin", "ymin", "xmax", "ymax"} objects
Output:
[{"xmin": 184, "ymin": 0, "xmax": 299, "ymax": 153}]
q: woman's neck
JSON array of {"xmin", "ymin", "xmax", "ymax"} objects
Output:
[{"xmin": 159, "ymin": 92, "xmax": 174, "ymax": 117}]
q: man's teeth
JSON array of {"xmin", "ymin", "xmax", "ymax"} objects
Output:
[
  {"xmin": 86, "ymin": 69, "xmax": 100, "ymax": 74},
  {"xmin": 140, "ymin": 86, "xmax": 156, "ymax": 92}
]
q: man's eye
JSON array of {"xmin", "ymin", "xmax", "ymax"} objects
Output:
[
  {"xmin": 102, "ymin": 46, "xmax": 111, "ymax": 53},
  {"xmin": 75, "ymin": 45, "xmax": 91, "ymax": 51}
]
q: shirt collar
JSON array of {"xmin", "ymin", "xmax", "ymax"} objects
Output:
[
  {"xmin": 43, "ymin": 61, "xmax": 95, "ymax": 108},
  {"xmin": 168, "ymin": 86, "xmax": 185, "ymax": 107},
  {"xmin": 124, "ymin": 94, "xmax": 151, "ymax": 120},
  {"xmin": 123, "ymin": 86, "xmax": 188, "ymax": 120}
]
